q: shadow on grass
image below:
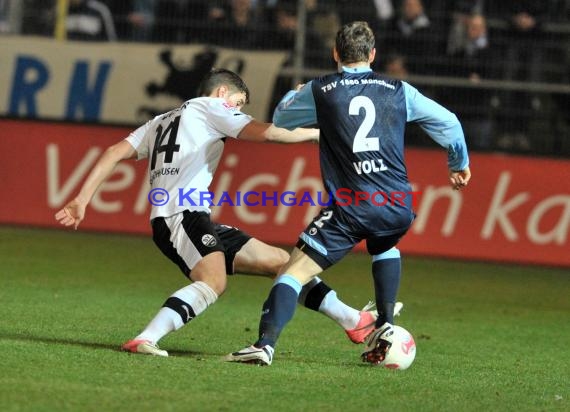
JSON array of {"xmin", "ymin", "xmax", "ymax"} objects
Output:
[{"xmin": 0, "ymin": 332, "xmax": 204, "ymax": 357}]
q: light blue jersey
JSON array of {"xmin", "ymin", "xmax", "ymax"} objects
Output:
[{"xmin": 274, "ymin": 68, "xmax": 469, "ymax": 171}]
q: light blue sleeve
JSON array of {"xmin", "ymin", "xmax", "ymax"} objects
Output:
[
  {"xmin": 403, "ymin": 82, "xmax": 469, "ymax": 171},
  {"xmin": 272, "ymin": 81, "xmax": 318, "ymax": 129}
]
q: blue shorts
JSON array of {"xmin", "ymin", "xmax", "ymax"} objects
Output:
[{"xmin": 296, "ymin": 207, "xmax": 411, "ymax": 269}]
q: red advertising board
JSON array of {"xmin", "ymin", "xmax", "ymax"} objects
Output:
[{"xmin": 1, "ymin": 119, "xmax": 569, "ymax": 267}]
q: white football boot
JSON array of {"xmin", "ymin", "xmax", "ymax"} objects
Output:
[{"xmin": 225, "ymin": 345, "xmax": 274, "ymax": 366}]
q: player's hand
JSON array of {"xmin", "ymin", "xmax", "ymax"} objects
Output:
[
  {"xmin": 55, "ymin": 198, "xmax": 86, "ymax": 230},
  {"xmin": 449, "ymin": 167, "xmax": 471, "ymax": 190},
  {"xmin": 294, "ymin": 83, "xmax": 306, "ymax": 91}
]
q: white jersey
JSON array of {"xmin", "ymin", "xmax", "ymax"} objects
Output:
[{"xmin": 126, "ymin": 97, "xmax": 253, "ymax": 220}]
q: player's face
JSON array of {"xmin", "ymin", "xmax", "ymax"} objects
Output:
[{"xmin": 225, "ymin": 92, "xmax": 247, "ymax": 111}]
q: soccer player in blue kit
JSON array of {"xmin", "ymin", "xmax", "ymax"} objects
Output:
[{"xmin": 227, "ymin": 21, "xmax": 471, "ymax": 366}]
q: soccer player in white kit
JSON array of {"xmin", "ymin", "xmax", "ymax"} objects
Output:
[{"xmin": 55, "ymin": 69, "xmax": 398, "ymax": 356}]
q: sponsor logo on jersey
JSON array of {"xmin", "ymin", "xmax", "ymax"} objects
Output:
[{"xmin": 201, "ymin": 234, "xmax": 217, "ymax": 247}]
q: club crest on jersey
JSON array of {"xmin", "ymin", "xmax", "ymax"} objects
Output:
[{"xmin": 201, "ymin": 234, "xmax": 217, "ymax": 247}]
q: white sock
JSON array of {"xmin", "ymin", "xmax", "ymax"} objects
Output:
[
  {"xmin": 136, "ymin": 281, "xmax": 218, "ymax": 343},
  {"xmin": 136, "ymin": 307, "xmax": 181, "ymax": 343},
  {"xmin": 318, "ymin": 290, "xmax": 361, "ymax": 330}
]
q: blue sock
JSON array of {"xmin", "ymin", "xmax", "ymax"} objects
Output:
[
  {"xmin": 372, "ymin": 248, "xmax": 401, "ymax": 326},
  {"xmin": 255, "ymin": 274, "xmax": 302, "ymax": 348}
]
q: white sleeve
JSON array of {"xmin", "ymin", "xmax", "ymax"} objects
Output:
[
  {"xmin": 207, "ymin": 100, "xmax": 253, "ymax": 138},
  {"xmin": 125, "ymin": 120, "xmax": 152, "ymax": 160}
]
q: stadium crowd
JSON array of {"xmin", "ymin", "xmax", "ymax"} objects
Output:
[{"xmin": 1, "ymin": 0, "xmax": 569, "ymax": 154}]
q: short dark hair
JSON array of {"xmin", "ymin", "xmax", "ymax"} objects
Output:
[
  {"xmin": 335, "ymin": 21, "xmax": 375, "ymax": 65},
  {"xmin": 197, "ymin": 68, "xmax": 250, "ymax": 104}
]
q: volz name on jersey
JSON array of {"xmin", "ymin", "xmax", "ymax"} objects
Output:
[{"xmin": 353, "ymin": 159, "xmax": 388, "ymax": 175}]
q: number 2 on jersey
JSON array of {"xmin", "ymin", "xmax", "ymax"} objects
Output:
[
  {"xmin": 150, "ymin": 115, "xmax": 181, "ymax": 170},
  {"xmin": 350, "ymin": 96, "xmax": 379, "ymax": 153}
]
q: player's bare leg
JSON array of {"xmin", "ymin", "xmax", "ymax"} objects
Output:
[{"xmin": 233, "ymin": 238, "xmax": 288, "ymax": 277}]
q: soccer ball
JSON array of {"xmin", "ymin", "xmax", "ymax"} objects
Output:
[{"xmin": 381, "ymin": 325, "xmax": 416, "ymax": 370}]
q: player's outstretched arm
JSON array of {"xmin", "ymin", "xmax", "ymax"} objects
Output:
[
  {"xmin": 237, "ymin": 120, "xmax": 319, "ymax": 143},
  {"xmin": 272, "ymin": 81, "xmax": 318, "ymax": 129},
  {"xmin": 54, "ymin": 140, "xmax": 137, "ymax": 230},
  {"xmin": 449, "ymin": 167, "xmax": 471, "ymax": 190},
  {"xmin": 402, "ymin": 82, "xmax": 470, "ymax": 174}
]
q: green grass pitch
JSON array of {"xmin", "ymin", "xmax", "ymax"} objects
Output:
[{"xmin": 0, "ymin": 226, "xmax": 568, "ymax": 411}]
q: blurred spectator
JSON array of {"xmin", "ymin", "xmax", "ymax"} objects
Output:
[
  {"xmin": 487, "ymin": 2, "xmax": 551, "ymax": 151},
  {"xmin": 488, "ymin": 2, "xmax": 549, "ymax": 83},
  {"xmin": 21, "ymin": 0, "xmax": 55, "ymax": 36},
  {"xmin": 446, "ymin": 0, "xmax": 484, "ymax": 55},
  {"xmin": 262, "ymin": 0, "xmax": 331, "ymax": 121},
  {"xmin": 66, "ymin": 0, "xmax": 117, "ymax": 41},
  {"xmin": 382, "ymin": 53, "xmax": 409, "ymax": 79},
  {"xmin": 261, "ymin": 0, "xmax": 328, "ymax": 68},
  {"xmin": 395, "ymin": 0, "xmax": 430, "ymax": 42},
  {"xmin": 385, "ymin": 0, "xmax": 437, "ymax": 74},
  {"xmin": 449, "ymin": 13, "xmax": 489, "ymax": 64},
  {"xmin": 417, "ymin": 0, "xmax": 449, "ymax": 55},
  {"xmin": 128, "ymin": 0, "xmax": 156, "ymax": 41},
  {"xmin": 446, "ymin": 14, "xmax": 496, "ymax": 150},
  {"xmin": 153, "ymin": 0, "xmax": 209, "ymax": 43},
  {"xmin": 372, "ymin": 0, "xmax": 396, "ymax": 59},
  {"xmin": 374, "ymin": 0, "xmax": 395, "ymax": 22},
  {"xmin": 0, "ymin": 0, "xmax": 10, "ymax": 33},
  {"xmin": 206, "ymin": 0, "xmax": 261, "ymax": 49},
  {"xmin": 310, "ymin": 0, "xmax": 341, "ymax": 53},
  {"xmin": 108, "ymin": 0, "xmax": 156, "ymax": 42}
]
